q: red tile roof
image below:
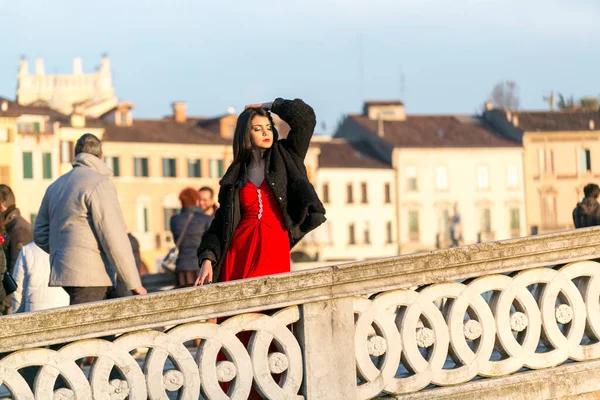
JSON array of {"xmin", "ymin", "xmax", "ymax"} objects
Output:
[
  {"xmin": 0, "ymin": 97, "xmax": 65, "ymax": 118},
  {"xmin": 506, "ymin": 110, "xmax": 600, "ymax": 132},
  {"xmin": 102, "ymin": 119, "xmax": 230, "ymax": 145},
  {"xmin": 317, "ymin": 140, "xmax": 391, "ymax": 169},
  {"xmin": 342, "ymin": 114, "xmax": 519, "ymax": 148}
]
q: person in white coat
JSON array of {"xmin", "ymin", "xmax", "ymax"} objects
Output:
[{"xmin": 12, "ymin": 242, "xmax": 69, "ymax": 313}]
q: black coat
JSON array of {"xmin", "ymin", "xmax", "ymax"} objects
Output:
[
  {"xmin": 171, "ymin": 206, "xmax": 212, "ymax": 272},
  {"xmin": 197, "ymin": 98, "xmax": 326, "ymax": 281},
  {"xmin": 2, "ymin": 206, "xmax": 32, "ymax": 274}
]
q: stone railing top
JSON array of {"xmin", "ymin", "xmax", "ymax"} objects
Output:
[{"xmin": 1, "ymin": 227, "xmax": 599, "ymax": 352}]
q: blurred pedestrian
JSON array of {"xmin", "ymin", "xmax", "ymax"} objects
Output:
[
  {"xmin": 198, "ymin": 186, "xmax": 218, "ymax": 217},
  {"xmin": 573, "ymin": 183, "xmax": 600, "ymax": 228},
  {"xmin": 0, "ymin": 184, "xmax": 32, "ymax": 314},
  {"xmin": 34, "ymin": 133, "xmax": 146, "ymax": 305},
  {"xmin": 12, "ymin": 242, "xmax": 69, "ymax": 313},
  {"xmin": 171, "ymin": 188, "xmax": 212, "ymax": 288}
]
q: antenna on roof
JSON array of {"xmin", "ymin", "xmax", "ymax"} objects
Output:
[{"xmin": 543, "ymin": 91, "xmax": 555, "ymax": 111}]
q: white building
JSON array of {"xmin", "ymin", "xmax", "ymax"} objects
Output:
[
  {"xmin": 307, "ymin": 138, "xmax": 398, "ymax": 261},
  {"xmin": 16, "ymin": 56, "xmax": 119, "ymax": 118},
  {"xmin": 336, "ymin": 101, "xmax": 526, "ymax": 254}
]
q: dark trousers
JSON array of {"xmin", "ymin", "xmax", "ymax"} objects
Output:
[
  {"xmin": 2, "ymin": 294, "xmax": 12, "ymax": 315},
  {"xmin": 63, "ymin": 286, "xmax": 109, "ymax": 305},
  {"xmin": 177, "ymin": 271, "xmax": 198, "ymax": 288}
]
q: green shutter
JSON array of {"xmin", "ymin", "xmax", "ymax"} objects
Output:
[
  {"xmin": 164, "ymin": 208, "xmax": 170, "ymax": 231},
  {"xmin": 162, "ymin": 159, "xmax": 168, "ymax": 177},
  {"xmin": 409, "ymin": 211, "xmax": 419, "ymax": 233},
  {"xmin": 113, "ymin": 157, "xmax": 120, "ymax": 177},
  {"xmin": 143, "ymin": 207, "xmax": 149, "ymax": 232},
  {"xmin": 23, "ymin": 152, "xmax": 33, "ymax": 179},
  {"xmin": 217, "ymin": 160, "xmax": 224, "ymax": 177},
  {"xmin": 42, "ymin": 153, "xmax": 52, "ymax": 179},
  {"xmin": 510, "ymin": 209, "xmax": 520, "ymax": 230},
  {"xmin": 33, "ymin": 122, "xmax": 40, "ymax": 133},
  {"xmin": 30, "ymin": 214, "xmax": 37, "ymax": 226},
  {"xmin": 188, "ymin": 159, "xmax": 201, "ymax": 178},
  {"xmin": 143, "ymin": 158, "xmax": 149, "ymax": 177}
]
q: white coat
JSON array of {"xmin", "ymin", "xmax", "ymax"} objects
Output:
[{"xmin": 12, "ymin": 243, "xmax": 70, "ymax": 313}]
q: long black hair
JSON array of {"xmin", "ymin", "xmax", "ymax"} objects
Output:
[{"xmin": 232, "ymin": 108, "xmax": 277, "ymax": 165}]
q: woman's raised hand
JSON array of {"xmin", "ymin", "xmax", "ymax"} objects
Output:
[
  {"xmin": 195, "ymin": 259, "xmax": 213, "ymax": 286},
  {"xmin": 244, "ymin": 102, "xmax": 273, "ymax": 110}
]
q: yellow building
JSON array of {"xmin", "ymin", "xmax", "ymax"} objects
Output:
[
  {"xmin": 0, "ymin": 98, "xmax": 65, "ymax": 225},
  {"xmin": 482, "ymin": 106, "xmax": 600, "ymax": 234},
  {"xmin": 336, "ymin": 101, "xmax": 526, "ymax": 254}
]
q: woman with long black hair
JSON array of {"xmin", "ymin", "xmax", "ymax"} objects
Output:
[{"xmin": 195, "ymin": 98, "xmax": 326, "ymax": 285}]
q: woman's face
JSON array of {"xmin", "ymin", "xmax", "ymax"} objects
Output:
[{"xmin": 249, "ymin": 115, "xmax": 273, "ymax": 150}]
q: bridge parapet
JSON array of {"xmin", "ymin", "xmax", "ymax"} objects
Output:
[{"xmin": 1, "ymin": 227, "xmax": 600, "ymax": 399}]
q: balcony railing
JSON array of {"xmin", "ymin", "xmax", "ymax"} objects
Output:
[{"xmin": 1, "ymin": 227, "xmax": 600, "ymax": 399}]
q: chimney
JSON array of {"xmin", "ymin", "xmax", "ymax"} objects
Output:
[
  {"xmin": 513, "ymin": 115, "xmax": 519, "ymax": 127},
  {"xmin": 1, "ymin": 101, "xmax": 7, "ymax": 112},
  {"xmin": 35, "ymin": 59, "xmax": 45, "ymax": 75},
  {"xmin": 172, "ymin": 101, "xmax": 187, "ymax": 123},
  {"xmin": 377, "ymin": 114, "xmax": 385, "ymax": 138},
  {"xmin": 590, "ymin": 120, "xmax": 595, "ymax": 130},
  {"xmin": 73, "ymin": 57, "xmax": 83, "ymax": 74},
  {"xmin": 115, "ymin": 102, "xmax": 134, "ymax": 127},
  {"xmin": 70, "ymin": 106, "xmax": 86, "ymax": 128},
  {"xmin": 485, "ymin": 101, "xmax": 494, "ymax": 111}
]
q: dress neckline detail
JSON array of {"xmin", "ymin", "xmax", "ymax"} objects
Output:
[{"xmin": 247, "ymin": 179, "xmax": 265, "ymax": 188}]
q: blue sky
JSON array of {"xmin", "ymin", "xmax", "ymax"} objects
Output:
[{"xmin": 1, "ymin": 0, "xmax": 599, "ymax": 134}]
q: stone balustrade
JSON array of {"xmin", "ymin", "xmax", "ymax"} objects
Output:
[{"xmin": 1, "ymin": 227, "xmax": 600, "ymax": 399}]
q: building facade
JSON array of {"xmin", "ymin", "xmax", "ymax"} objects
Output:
[
  {"xmin": 0, "ymin": 98, "xmax": 66, "ymax": 225},
  {"xmin": 17, "ymin": 57, "xmax": 118, "ymax": 118},
  {"xmin": 483, "ymin": 106, "xmax": 600, "ymax": 234},
  {"xmin": 308, "ymin": 138, "xmax": 397, "ymax": 261},
  {"xmin": 336, "ymin": 101, "xmax": 526, "ymax": 254}
]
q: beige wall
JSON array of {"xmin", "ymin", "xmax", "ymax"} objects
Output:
[
  {"xmin": 11, "ymin": 115, "xmax": 60, "ymax": 224},
  {"xmin": 313, "ymin": 168, "xmax": 397, "ymax": 261},
  {"xmin": 101, "ymin": 141, "xmax": 233, "ymax": 271},
  {"xmin": 523, "ymin": 131, "xmax": 600, "ymax": 234},
  {"xmin": 395, "ymin": 147, "xmax": 526, "ymax": 254},
  {"xmin": 0, "ymin": 118, "xmax": 17, "ymax": 190}
]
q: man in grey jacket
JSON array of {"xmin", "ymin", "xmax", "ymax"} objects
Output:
[{"xmin": 34, "ymin": 134, "xmax": 146, "ymax": 304}]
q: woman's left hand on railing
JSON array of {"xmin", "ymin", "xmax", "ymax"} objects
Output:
[{"xmin": 195, "ymin": 260, "xmax": 213, "ymax": 286}]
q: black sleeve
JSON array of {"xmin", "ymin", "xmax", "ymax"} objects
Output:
[
  {"xmin": 271, "ymin": 98, "xmax": 317, "ymax": 160},
  {"xmin": 197, "ymin": 206, "xmax": 225, "ymax": 267}
]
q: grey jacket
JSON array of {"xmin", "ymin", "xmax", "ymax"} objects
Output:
[
  {"xmin": 34, "ymin": 153, "xmax": 142, "ymax": 290},
  {"xmin": 170, "ymin": 206, "xmax": 212, "ymax": 272}
]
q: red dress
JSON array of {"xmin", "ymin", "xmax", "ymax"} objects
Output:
[
  {"xmin": 218, "ymin": 180, "xmax": 290, "ymax": 398},
  {"xmin": 221, "ymin": 180, "xmax": 290, "ymax": 281}
]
